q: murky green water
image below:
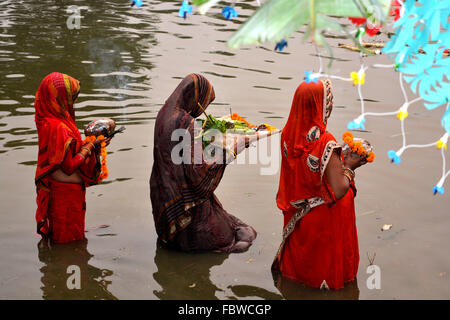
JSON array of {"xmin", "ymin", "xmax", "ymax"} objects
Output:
[{"xmin": 1, "ymin": 0, "xmax": 449, "ymax": 300}]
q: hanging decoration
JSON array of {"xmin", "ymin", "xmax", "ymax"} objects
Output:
[
  {"xmin": 130, "ymin": 0, "xmax": 143, "ymax": 7},
  {"xmin": 222, "ymin": 6, "xmax": 238, "ymax": 20},
  {"xmin": 179, "ymin": 0, "xmax": 193, "ymax": 19},
  {"xmin": 274, "ymin": 39, "xmax": 288, "ymax": 52},
  {"xmin": 184, "ymin": 0, "xmax": 449, "ymax": 195}
]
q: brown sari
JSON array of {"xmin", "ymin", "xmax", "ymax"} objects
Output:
[{"xmin": 150, "ymin": 74, "xmax": 256, "ymax": 253}]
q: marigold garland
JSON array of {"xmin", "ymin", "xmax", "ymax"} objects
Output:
[
  {"xmin": 230, "ymin": 113, "xmax": 256, "ymax": 128},
  {"xmin": 230, "ymin": 113, "xmax": 277, "ymax": 132},
  {"xmin": 342, "ymin": 131, "xmax": 375, "ymax": 163},
  {"xmin": 83, "ymin": 135, "xmax": 108, "ymax": 182}
]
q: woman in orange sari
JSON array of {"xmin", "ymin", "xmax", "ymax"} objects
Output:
[
  {"xmin": 273, "ymin": 79, "xmax": 367, "ymax": 290},
  {"xmin": 34, "ymin": 72, "xmax": 103, "ymax": 243}
]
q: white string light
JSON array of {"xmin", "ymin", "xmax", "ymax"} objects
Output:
[{"xmin": 306, "ymin": 48, "xmax": 449, "ymax": 195}]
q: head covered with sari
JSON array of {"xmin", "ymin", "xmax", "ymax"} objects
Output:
[
  {"xmin": 35, "ymin": 72, "xmax": 81, "ymax": 182},
  {"xmin": 34, "ymin": 72, "xmax": 98, "ymax": 235},
  {"xmin": 150, "ymin": 73, "xmax": 222, "ymax": 242},
  {"xmin": 276, "ymin": 79, "xmax": 342, "ymax": 212}
]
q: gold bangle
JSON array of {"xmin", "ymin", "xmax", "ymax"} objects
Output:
[
  {"xmin": 343, "ymin": 167, "xmax": 355, "ymax": 179},
  {"xmin": 81, "ymin": 146, "xmax": 91, "ymax": 156},
  {"xmin": 343, "ymin": 171, "xmax": 353, "ymax": 182},
  {"xmin": 77, "ymin": 152, "xmax": 86, "ymax": 160}
]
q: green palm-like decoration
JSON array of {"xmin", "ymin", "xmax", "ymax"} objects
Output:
[{"xmin": 193, "ymin": 0, "xmax": 391, "ymax": 64}]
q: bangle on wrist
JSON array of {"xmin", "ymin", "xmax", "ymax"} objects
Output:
[
  {"xmin": 343, "ymin": 167, "xmax": 355, "ymax": 182},
  {"xmin": 343, "ymin": 171, "xmax": 353, "ymax": 182},
  {"xmin": 81, "ymin": 146, "xmax": 92, "ymax": 156},
  {"xmin": 77, "ymin": 152, "xmax": 86, "ymax": 160}
]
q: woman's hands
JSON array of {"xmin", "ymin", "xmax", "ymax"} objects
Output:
[
  {"xmin": 325, "ymin": 149, "xmax": 368, "ymax": 200},
  {"xmin": 343, "ymin": 148, "xmax": 368, "ymax": 171},
  {"xmin": 93, "ymin": 136, "xmax": 112, "ymax": 148}
]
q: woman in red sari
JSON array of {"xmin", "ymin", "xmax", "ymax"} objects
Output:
[
  {"xmin": 273, "ymin": 79, "xmax": 367, "ymax": 290},
  {"xmin": 34, "ymin": 72, "xmax": 103, "ymax": 244}
]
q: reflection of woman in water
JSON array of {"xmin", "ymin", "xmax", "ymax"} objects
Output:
[
  {"xmin": 34, "ymin": 72, "xmax": 105, "ymax": 243},
  {"xmin": 153, "ymin": 245, "xmax": 228, "ymax": 299},
  {"xmin": 150, "ymin": 74, "xmax": 256, "ymax": 253},
  {"xmin": 273, "ymin": 80, "xmax": 367, "ymax": 290},
  {"xmin": 274, "ymin": 274, "xmax": 359, "ymax": 300},
  {"xmin": 38, "ymin": 238, "xmax": 116, "ymax": 300}
]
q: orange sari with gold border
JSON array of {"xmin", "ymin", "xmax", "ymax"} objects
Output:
[
  {"xmin": 34, "ymin": 72, "xmax": 99, "ymax": 241},
  {"xmin": 274, "ymin": 80, "xmax": 359, "ymax": 290}
]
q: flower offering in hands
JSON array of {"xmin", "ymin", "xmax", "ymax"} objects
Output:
[
  {"xmin": 83, "ymin": 135, "xmax": 109, "ymax": 181},
  {"xmin": 342, "ymin": 131, "xmax": 375, "ymax": 163}
]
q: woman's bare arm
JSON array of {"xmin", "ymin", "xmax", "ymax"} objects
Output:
[
  {"xmin": 325, "ymin": 149, "xmax": 368, "ymax": 200},
  {"xmin": 325, "ymin": 151, "xmax": 350, "ymax": 200}
]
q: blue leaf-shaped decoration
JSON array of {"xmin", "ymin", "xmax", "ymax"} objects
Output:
[
  {"xmin": 383, "ymin": 0, "xmax": 450, "ymax": 129},
  {"xmin": 442, "ymin": 107, "xmax": 450, "ymax": 134}
]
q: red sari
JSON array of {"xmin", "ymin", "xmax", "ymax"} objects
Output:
[
  {"xmin": 273, "ymin": 80, "xmax": 359, "ymax": 290},
  {"xmin": 34, "ymin": 72, "xmax": 100, "ymax": 243}
]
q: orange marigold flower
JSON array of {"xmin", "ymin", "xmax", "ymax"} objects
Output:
[
  {"xmin": 367, "ymin": 152, "xmax": 375, "ymax": 163},
  {"xmin": 353, "ymin": 141, "xmax": 363, "ymax": 154},
  {"xmin": 84, "ymin": 136, "xmax": 95, "ymax": 144},
  {"xmin": 231, "ymin": 113, "xmax": 256, "ymax": 128},
  {"xmin": 92, "ymin": 135, "xmax": 109, "ymax": 182},
  {"xmin": 343, "ymin": 136, "xmax": 353, "ymax": 145},
  {"xmin": 342, "ymin": 131, "xmax": 354, "ymax": 141}
]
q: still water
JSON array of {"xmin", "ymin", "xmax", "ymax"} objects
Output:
[{"xmin": 0, "ymin": 0, "xmax": 449, "ymax": 299}]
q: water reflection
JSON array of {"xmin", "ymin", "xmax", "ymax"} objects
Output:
[
  {"xmin": 37, "ymin": 238, "xmax": 117, "ymax": 300},
  {"xmin": 272, "ymin": 271, "xmax": 360, "ymax": 300},
  {"xmin": 153, "ymin": 245, "xmax": 228, "ymax": 300},
  {"xmin": 0, "ymin": 0, "xmax": 159, "ymax": 154},
  {"xmin": 228, "ymin": 285, "xmax": 283, "ymax": 300}
]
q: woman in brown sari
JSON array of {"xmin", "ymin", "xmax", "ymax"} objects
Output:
[{"xmin": 150, "ymin": 74, "xmax": 257, "ymax": 253}]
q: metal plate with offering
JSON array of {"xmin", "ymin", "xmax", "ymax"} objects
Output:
[
  {"xmin": 342, "ymin": 131, "xmax": 375, "ymax": 163},
  {"xmin": 196, "ymin": 112, "xmax": 280, "ymax": 152},
  {"xmin": 342, "ymin": 138, "xmax": 373, "ymax": 154}
]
